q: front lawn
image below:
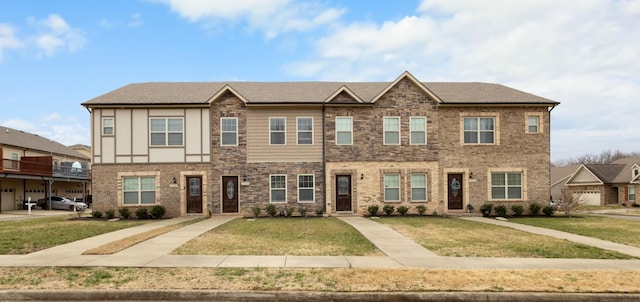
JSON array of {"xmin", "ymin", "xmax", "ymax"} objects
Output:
[
  {"xmin": 0, "ymin": 216, "xmax": 149, "ymax": 254},
  {"xmin": 173, "ymin": 217, "xmax": 382, "ymax": 256},
  {"xmin": 378, "ymin": 217, "xmax": 631, "ymax": 259}
]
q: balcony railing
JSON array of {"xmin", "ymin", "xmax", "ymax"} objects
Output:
[{"xmin": 1, "ymin": 157, "xmax": 91, "ymax": 179}]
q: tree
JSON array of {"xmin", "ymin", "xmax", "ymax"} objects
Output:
[
  {"xmin": 553, "ymin": 150, "xmax": 640, "ymax": 167},
  {"xmin": 554, "ymin": 187, "xmax": 584, "ymax": 218}
]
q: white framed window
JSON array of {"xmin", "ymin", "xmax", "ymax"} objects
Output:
[
  {"xmin": 464, "ymin": 117, "xmax": 494, "ymax": 144},
  {"xmin": 411, "ymin": 173, "xmax": 427, "ymax": 201},
  {"xmin": 297, "ymin": 174, "xmax": 315, "ymax": 203},
  {"xmin": 10, "ymin": 153, "xmax": 18, "ymax": 169},
  {"xmin": 102, "ymin": 118, "xmax": 114, "ymax": 136},
  {"xmin": 270, "ymin": 175, "xmax": 287, "ymax": 203},
  {"xmin": 269, "ymin": 117, "xmax": 286, "ymax": 145},
  {"xmin": 220, "ymin": 117, "xmax": 238, "ymax": 146},
  {"xmin": 629, "ymin": 185, "xmax": 636, "ymax": 201},
  {"xmin": 297, "ymin": 117, "xmax": 313, "ymax": 145},
  {"xmin": 384, "ymin": 173, "xmax": 401, "ymax": 202},
  {"xmin": 336, "ymin": 117, "xmax": 352, "ymax": 145},
  {"xmin": 491, "ymin": 172, "xmax": 522, "ymax": 200},
  {"xmin": 383, "ymin": 117, "xmax": 400, "ymax": 145},
  {"xmin": 123, "ymin": 176, "xmax": 156, "ymax": 205},
  {"xmin": 527, "ymin": 116, "xmax": 539, "ymax": 133},
  {"xmin": 410, "ymin": 117, "xmax": 426, "ymax": 145},
  {"xmin": 150, "ymin": 118, "xmax": 183, "ymax": 146}
]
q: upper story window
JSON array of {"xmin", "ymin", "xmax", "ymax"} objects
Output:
[
  {"xmin": 297, "ymin": 117, "xmax": 313, "ymax": 145},
  {"xmin": 491, "ymin": 172, "xmax": 522, "ymax": 200},
  {"xmin": 10, "ymin": 153, "xmax": 18, "ymax": 169},
  {"xmin": 383, "ymin": 117, "xmax": 400, "ymax": 145},
  {"xmin": 384, "ymin": 173, "xmax": 401, "ymax": 202},
  {"xmin": 410, "ymin": 117, "xmax": 426, "ymax": 145},
  {"xmin": 150, "ymin": 118, "xmax": 183, "ymax": 146},
  {"xmin": 270, "ymin": 175, "xmax": 287, "ymax": 203},
  {"xmin": 102, "ymin": 118, "xmax": 114, "ymax": 135},
  {"xmin": 123, "ymin": 176, "xmax": 156, "ymax": 205},
  {"xmin": 220, "ymin": 117, "xmax": 238, "ymax": 146},
  {"xmin": 464, "ymin": 117, "xmax": 494, "ymax": 144},
  {"xmin": 336, "ymin": 117, "xmax": 352, "ymax": 145},
  {"xmin": 527, "ymin": 116, "xmax": 539, "ymax": 133},
  {"xmin": 269, "ymin": 117, "xmax": 286, "ymax": 145}
]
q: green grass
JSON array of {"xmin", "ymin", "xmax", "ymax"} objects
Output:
[
  {"xmin": 174, "ymin": 218, "xmax": 381, "ymax": 256},
  {"xmin": 377, "ymin": 217, "xmax": 631, "ymax": 259},
  {"xmin": 511, "ymin": 216, "xmax": 640, "ymax": 248},
  {"xmin": 0, "ymin": 216, "xmax": 149, "ymax": 254}
]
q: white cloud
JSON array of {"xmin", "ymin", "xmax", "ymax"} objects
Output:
[
  {"xmin": 3, "ymin": 114, "xmax": 90, "ymax": 146},
  {"xmin": 0, "ymin": 24, "xmax": 24, "ymax": 62},
  {"xmin": 155, "ymin": 0, "xmax": 345, "ymax": 38}
]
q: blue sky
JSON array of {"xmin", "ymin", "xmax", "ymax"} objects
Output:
[{"xmin": 1, "ymin": 0, "xmax": 638, "ymax": 162}]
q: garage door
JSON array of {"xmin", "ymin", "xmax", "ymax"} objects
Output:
[
  {"xmin": 574, "ymin": 190, "xmax": 600, "ymax": 206},
  {"xmin": 1, "ymin": 188, "xmax": 16, "ymax": 211}
]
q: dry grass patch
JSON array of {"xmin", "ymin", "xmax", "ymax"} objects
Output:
[
  {"xmin": 378, "ymin": 217, "xmax": 630, "ymax": 259},
  {"xmin": 173, "ymin": 218, "xmax": 381, "ymax": 256}
]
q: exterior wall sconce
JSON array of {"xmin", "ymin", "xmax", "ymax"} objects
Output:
[
  {"xmin": 469, "ymin": 172, "xmax": 474, "ymax": 179},
  {"xmin": 360, "ymin": 173, "xmax": 364, "ymax": 180},
  {"xmin": 243, "ymin": 175, "xmax": 247, "ymax": 182},
  {"xmin": 172, "ymin": 177, "xmax": 177, "ymax": 184}
]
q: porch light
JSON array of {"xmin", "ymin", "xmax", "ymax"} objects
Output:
[
  {"xmin": 243, "ymin": 175, "xmax": 247, "ymax": 182},
  {"xmin": 360, "ymin": 173, "xmax": 364, "ymax": 180},
  {"xmin": 469, "ymin": 172, "xmax": 474, "ymax": 179},
  {"xmin": 172, "ymin": 177, "xmax": 177, "ymax": 184}
]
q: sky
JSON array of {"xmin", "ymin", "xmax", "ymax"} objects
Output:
[{"xmin": 0, "ymin": 0, "xmax": 638, "ymax": 163}]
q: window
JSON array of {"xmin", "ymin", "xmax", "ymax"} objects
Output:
[
  {"xmin": 491, "ymin": 173, "xmax": 522, "ymax": 200},
  {"xmin": 298, "ymin": 174, "xmax": 315, "ymax": 202},
  {"xmin": 383, "ymin": 117, "xmax": 400, "ymax": 145},
  {"xmin": 123, "ymin": 177, "xmax": 156, "ymax": 205},
  {"xmin": 270, "ymin": 175, "xmax": 287, "ymax": 203},
  {"xmin": 629, "ymin": 185, "xmax": 636, "ymax": 201},
  {"xmin": 527, "ymin": 116, "xmax": 539, "ymax": 133},
  {"xmin": 150, "ymin": 118, "xmax": 183, "ymax": 146},
  {"xmin": 10, "ymin": 153, "xmax": 18, "ymax": 169},
  {"xmin": 270, "ymin": 117, "xmax": 286, "ymax": 145},
  {"xmin": 411, "ymin": 173, "xmax": 427, "ymax": 201},
  {"xmin": 384, "ymin": 174, "xmax": 401, "ymax": 202},
  {"xmin": 297, "ymin": 117, "xmax": 313, "ymax": 145},
  {"xmin": 336, "ymin": 117, "xmax": 352, "ymax": 145},
  {"xmin": 102, "ymin": 118, "xmax": 114, "ymax": 135},
  {"xmin": 410, "ymin": 117, "xmax": 426, "ymax": 145},
  {"xmin": 220, "ymin": 117, "xmax": 238, "ymax": 146},
  {"xmin": 464, "ymin": 117, "xmax": 494, "ymax": 144}
]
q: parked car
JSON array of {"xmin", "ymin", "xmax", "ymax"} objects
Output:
[
  {"xmin": 74, "ymin": 195, "xmax": 92, "ymax": 208},
  {"xmin": 37, "ymin": 196, "xmax": 88, "ymax": 211}
]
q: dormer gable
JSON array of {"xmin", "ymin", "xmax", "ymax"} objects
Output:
[
  {"xmin": 325, "ymin": 85, "xmax": 364, "ymax": 104},
  {"xmin": 565, "ymin": 165, "xmax": 604, "ymax": 186},
  {"xmin": 632, "ymin": 164, "xmax": 640, "ymax": 180},
  {"xmin": 207, "ymin": 84, "xmax": 249, "ymax": 104},
  {"xmin": 371, "ymin": 71, "xmax": 442, "ymax": 104}
]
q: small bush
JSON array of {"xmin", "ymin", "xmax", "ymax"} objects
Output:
[
  {"xmin": 382, "ymin": 205, "xmax": 395, "ymax": 216},
  {"xmin": 265, "ymin": 204, "xmax": 277, "ymax": 217},
  {"xmin": 529, "ymin": 203, "xmax": 542, "ymax": 216},
  {"xmin": 251, "ymin": 206, "xmax": 261, "ymax": 218},
  {"xmin": 285, "ymin": 207, "xmax": 295, "ymax": 217},
  {"xmin": 432, "ymin": 210, "xmax": 438, "ymax": 216},
  {"xmin": 135, "ymin": 208, "xmax": 148, "ymax": 219},
  {"xmin": 397, "ymin": 206, "xmax": 409, "ymax": 216},
  {"xmin": 118, "ymin": 208, "xmax": 130, "ymax": 219},
  {"xmin": 511, "ymin": 205, "xmax": 524, "ymax": 216},
  {"xmin": 480, "ymin": 203, "xmax": 493, "ymax": 217},
  {"xmin": 367, "ymin": 205, "xmax": 379, "ymax": 217},
  {"xmin": 298, "ymin": 207, "xmax": 308, "ymax": 217},
  {"xmin": 91, "ymin": 211, "xmax": 103, "ymax": 218},
  {"xmin": 542, "ymin": 205, "xmax": 555, "ymax": 216},
  {"xmin": 105, "ymin": 210, "xmax": 115, "ymax": 219},
  {"xmin": 416, "ymin": 205, "xmax": 427, "ymax": 216},
  {"xmin": 150, "ymin": 205, "xmax": 166, "ymax": 219},
  {"xmin": 494, "ymin": 204, "xmax": 507, "ymax": 217},
  {"xmin": 315, "ymin": 208, "xmax": 323, "ymax": 216}
]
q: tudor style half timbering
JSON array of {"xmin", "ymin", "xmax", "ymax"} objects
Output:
[{"xmin": 83, "ymin": 71, "xmax": 559, "ymax": 217}]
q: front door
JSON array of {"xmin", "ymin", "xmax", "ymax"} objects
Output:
[
  {"xmin": 335, "ymin": 175, "xmax": 352, "ymax": 212},
  {"xmin": 447, "ymin": 173, "xmax": 464, "ymax": 210},
  {"xmin": 186, "ymin": 176, "xmax": 203, "ymax": 214},
  {"xmin": 222, "ymin": 176, "xmax": 239, "ymax": 213}
]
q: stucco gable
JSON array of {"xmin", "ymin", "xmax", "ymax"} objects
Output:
[{"xmin": 566, "ymin": 165, "xmax": 604, "ymax": 185}]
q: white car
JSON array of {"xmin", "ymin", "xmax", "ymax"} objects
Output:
[{"xmin": 37, "ymin": 196, "xmax": 88, "ymax": 211}]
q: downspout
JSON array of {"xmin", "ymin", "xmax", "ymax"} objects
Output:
[
  {"xmin": 548, "ymin": 105, "xmax": 557, "ymax": 202},
  {"xmin": 322, "ymin": 103, "xmax": 327, "ymax": 214}
]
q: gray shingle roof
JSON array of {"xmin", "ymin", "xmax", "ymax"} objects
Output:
[
  {"xmin": 551, "ymin": 164, "xmax": 581, "ymax": 185},
  {"xmin": 0, "ymin": 126, "xmax": 89, "ymax": 160}
]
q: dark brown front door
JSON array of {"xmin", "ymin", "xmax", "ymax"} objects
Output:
[
  {"xmin": 187, "ymin": 176, "xmax": 203, "ymax": 213},
  {"xmin": 447, "ymin": 173, "xmax": 464, "ymax": 210},
  {"xmin": 335, "ymin": 175, "xmax": 352, "ymax": 211},
  {"xmin": 222, "ymin": 176, "xmax": 239, "ymax": 213}
]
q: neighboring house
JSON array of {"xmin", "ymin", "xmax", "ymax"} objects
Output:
[
  {"xmin": 558, "ymin": 157, "xmax": 640, "ymax": 205},
  {"xmin": 81, "ymin": 71, "xmax": 559, "ymax": 218},
  {"xmin": 0, "ymin": 126, "xmax": 92, "ymax": 212},
  {"xmin": 550, "ymin": 164, "xmax": 580, "ymax": 201}
]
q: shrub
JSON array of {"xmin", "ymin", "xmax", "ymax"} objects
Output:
[
  {"xmin": 542, "ymin": 205, "xmax": 555, "ymax": 216},
  {"xmin": 416, "ymin": 205, "xmax": 427, "ymax": 216},
  {"xmin": 135, "ymin": 208, "xmax": 148, "ymax": 219},
  {"xmin": 285, "ymin": 207, "xmax": 295, "ymax": 217},
  {"xmin": 511, "ymin": 205, "xmax": 524, "ymax": 216},
  {"xmin": 251, "ymin": 206, "xmax": 261, "ymax": 218},
  {"xmin": 494, "ymin": 204, "xmax": 507, "ymax": 217},
  {"xmin": 91, "ymin": 211, "xmax": 103, "ymax": 218},
  {"xmin": 382, "ymin": 205, "xmax": 395, "ymax": 216},
  {"xmin": 480, "ymin": 203, "xmax": 493, "ymax": 217},
  {"xmin": 298, "ymin": 207, "xmax": 308, "ymax": 217},
  {"xmin": 315, "ymin": 208, "xmax": 323, "ymax": 216},
  {"xmin": 265, "ymin": 204, "xmax": 277, "ymax": 217},
  {"xmin": 432, "ymin": 210, "xmax": 438, "ymax": 216},
  {"xmin": 529, "ymin": 203, "xmax": 542, "ymax": 216},
  {"xmin": 118, "ymin": 208, "xmax": 131, "ymax": 219},
  {"xmin": 367, "ymin": 205, "xmax": 379, "ymax": 217},
  {"xmin": 150, "ymin": 205, "xmax": 166, "ymax": 219},
  {"xmin": 397, "ymin": 206, "xmax": 410, "ymax": 216},
  {"xmin": 105, "ymin": 210, "xmax": 115, "ymax": 219}
]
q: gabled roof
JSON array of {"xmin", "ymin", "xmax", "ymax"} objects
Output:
[
  {"xmin": 0, "ymin": 126, "xmax": 89, "ymax": 160},
  {"xmin": 563, "ymin": 156, "xmax": 640, "ymax": 186},
  {"xmin": 565, "ymin": 164, "xmax": 606, "ymax": 185},
  {"xmin": 551, "ymin": 164, "xmax": 580, "ymax": 186},
  {"xmin": 81, "ymin": 71, "xmax": 559, "ymax": 107}
]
